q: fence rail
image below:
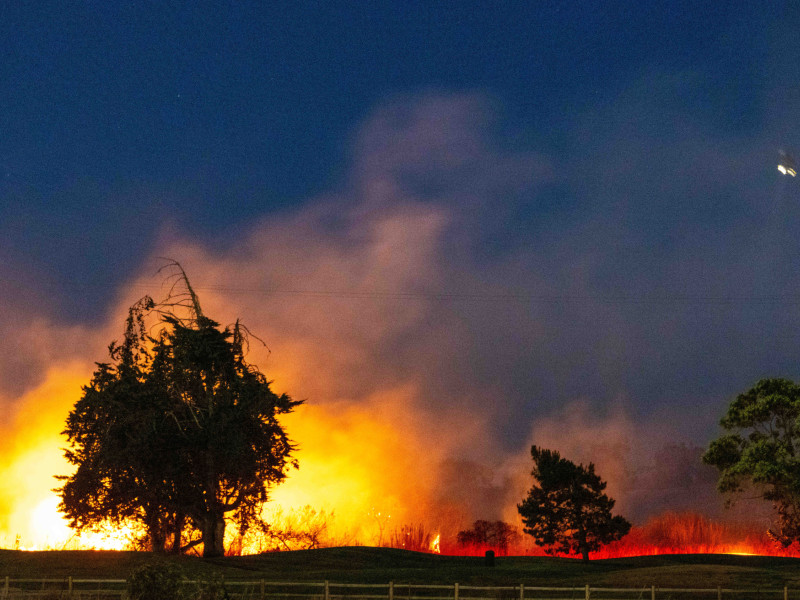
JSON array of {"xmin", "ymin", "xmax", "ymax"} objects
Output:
[{"xmin": 1, "ymin": 578, "xmax": 798, "ymax": 600}]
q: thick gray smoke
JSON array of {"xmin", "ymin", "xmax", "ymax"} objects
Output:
[{"xmin": 2, "ymin": 88, "xmax": 798, "ymax": 544}]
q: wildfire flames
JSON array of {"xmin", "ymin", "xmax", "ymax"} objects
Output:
[
  {"xmin": 440, "ymin": 512, "xmax": 800, "ymax": 558},
  {"xmin": 0, "ymin": 356, "xmax": 797, "ymax": 558},
  {"xmin": 0, "ymin": 242, "xmax": 795, "ymax": 558},
  {"xmin": 0, "ymin": 370, "xmax": 797, "ymax": 559},
  {"xmin": 0, "ymin": 370, "xmax": 796, "ymax": 558}
]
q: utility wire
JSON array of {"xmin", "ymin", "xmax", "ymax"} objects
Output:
[{"xmin": 29, "ymin": 278, "xmax": 800, "ymax": 305}]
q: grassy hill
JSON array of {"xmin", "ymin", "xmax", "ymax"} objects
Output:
[{"xmin": 2, "ymin": 548, "xmax": 800, "ymax": 590}]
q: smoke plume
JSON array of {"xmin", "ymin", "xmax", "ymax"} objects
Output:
[{"xmin": 1, "ymin": 90, "xmax": 793, "ymax": 547}]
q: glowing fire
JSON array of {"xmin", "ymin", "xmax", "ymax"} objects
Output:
[
  {"xmin": 2, "ymin": 370, "xmax": 800, "ymax": 558},
  {"xmin": 0, "ymin": 368, "xmax": 457, "ymax": 552},
  {"xmin": 0, "ymin": 370, "xmax": 796, "ymax": 558},
  {"xmin": 439, "ymin": 512, "xmax": 800, "ymax": 559}
]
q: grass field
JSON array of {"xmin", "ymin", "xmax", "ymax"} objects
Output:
[{"xmin": 3, "ymin": 548, "xmax": 800, "ymax": 589}]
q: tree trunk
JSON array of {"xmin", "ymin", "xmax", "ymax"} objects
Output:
[
  {"xmin": 149, "ymin": 524, "xmax": 166, "ymax": 554},
  {"xmin": 577, "ymin": 522, "xmax": 589, "ymax": 563},
  {"xmin": 169, "ymin": 512, "xmax": 184, "ymax": 554},
  {"xmin": 146, "ymin": 508, "xmax": 166, "ymax": 553},
  {"xmin": 201, "ymin": 515, "xmax": 226, "ymax": 557}
]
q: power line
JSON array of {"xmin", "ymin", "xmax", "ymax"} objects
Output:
[
  {"xmin": 68, "ymin": 280, "xmax": 800, "ymax": 305},
  {"xmin": 7, "ymin": 276, "xmax": 800, "ymax": 306}
]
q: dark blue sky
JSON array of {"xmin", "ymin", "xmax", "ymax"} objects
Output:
[
  {"xmin": 2, "ymin": 3, "xmax": 783, "ymax": 310},
  {"xmin": 3, "ymin": 2, "xmax": 800, "ymax": 467}
]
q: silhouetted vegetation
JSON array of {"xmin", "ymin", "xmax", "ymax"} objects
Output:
[
  {"xmin": 389, "ymin": 524, "xmax": 437, "ymax": 552},
  {"xmin": 58, "ymin": 262, "xmax": 300, "ymax": 557},
  {"xmin": 230, "ymin": 506, "xmax": 333, "ymax": 553},
  {"xmin": 517, "ymin": 446, "xmax": 630, "ymax": 563},
  {"xmin": 456, "ymin": 520, "xmax": 520, "ymax": 555}
]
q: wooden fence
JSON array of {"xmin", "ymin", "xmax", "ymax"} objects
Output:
[{"xmin": 2, "ymin": 579, "xmax": 799, "ymax": 600}]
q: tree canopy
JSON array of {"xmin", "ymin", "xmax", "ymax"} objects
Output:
[
  {"xmin": 517, "ymin": 445, "xmax": 630, "ymax": 562},
  {"xmin": 456, "ymin": 520, "xmax": 520, "ymax": 554},
  {"xmin": 703, "ymin": 377, "xmax": 800, "ymax": 545},
  {"xmin": 58, "ymin": 264, "xmax": 300, "ymax": 557}
]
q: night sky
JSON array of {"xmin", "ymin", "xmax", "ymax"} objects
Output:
[{"xmin": 3, "ymin": 2, "xmax": 800, "ymax": 526}]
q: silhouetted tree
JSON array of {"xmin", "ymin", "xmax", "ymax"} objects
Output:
[
  {"xmin": 58, "ymin": 296, "xmax": 184, "ymax": 552},
  {"xmin": 456, "ymin": 520, "xmax": 520, "ymax": 554},
  {"xmin": 703, "ymin": 378, "xmax": 800, "ymax": 545},
  {"xmin": 59, "ymin": 262, "xmax": 300, "ymax": 557},
  {"xmin": 517, "ymin": 445, "xmax": 630, "ymax": 562}
]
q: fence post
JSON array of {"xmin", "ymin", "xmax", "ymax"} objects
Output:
[
  {"xmin": 260, "ymin": 579, "xmax": 265, "ymax": 600},
  {"xmin": 651, "ymin": 585, "xmax": 655, "ymax": 600},
  {"xmin": 68, "ymin": 576, "xmax": 73, "ymax": 597},
  {"xmin": 325, "ymin": 580, "xmax": 330, "ymax": 600},
  {"xmin": 3, "ymin": 576, "xmax": 8, "ymax": 598},
  {"xmin": 717, "ymin": 587, "xmax": 722, "ymax": 600},
  {"xmin": 585, "ymin": 584, "xmax": 590, "ymax": 600},
  {"xmin": 785, "ymin": 587, "xmax": 789, "ymax": 600},
  {"xmin": 389, "ymin": 581, "xmax": 394, "ymax": 600},
  {"xmin": 519, "ymin": 583, "xmax": 524, "ymax": 600},
  {"xmin": 454, "ymin": 582, "xmax": 459, "ymax": 600}
]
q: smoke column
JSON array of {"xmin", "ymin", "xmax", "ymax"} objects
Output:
[{"xmin": 0, "ymin": 92, "xmax": 791, "ymax": 549}]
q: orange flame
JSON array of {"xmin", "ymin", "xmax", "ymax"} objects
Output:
[
  {"xmin": 2, "ymin": 368, "xmax": 798, "ymax": 559},
  {"xmin": 0, "ymin": 268, "xmax": 794, "ymax": 558},
  {"xmin": 439, "ymin": 512, "xmax": 800, "ymax": 559}
]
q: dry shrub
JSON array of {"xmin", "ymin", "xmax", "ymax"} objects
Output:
[
  {"xmin": 240, "ymin": 505, "xmax": 333, "ymax": 553},
  {"xmin": 388, "ymin": 524, "xmax": 436, "ymax": 552}
]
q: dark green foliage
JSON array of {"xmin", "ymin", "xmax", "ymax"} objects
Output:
[
  {"xmin": 703, "ymin": 378, "xmax": 800, "ymax": 545},
  {"xmin": 517, "ymin": 446, "xmax": 630, "ymax": 563},
  {"xmin": 127, "ymin": 561, "xmax": 186, "ymax": 600},
  {"xmin": 58, "ymin": 265, "xmax": 300, "ymax": 557},
  {"xmin": 194, "ymin": 572, "xmax": 230, "ymax": 600}
]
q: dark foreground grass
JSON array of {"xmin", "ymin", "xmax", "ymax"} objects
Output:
[{"xmin": 2, "ymin": 548, "xmax": 800, "ymax": 589}]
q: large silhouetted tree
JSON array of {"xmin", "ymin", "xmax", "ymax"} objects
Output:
[
  {"xmin": 58, "ymin": 296, "xmax": 185, "ymax": 552},
  {"xmin": 59, "ymin": 263, "xmax": 300, "ymax": 557},
  {"xmin": 517, "ymin": 446, "xmax": 630, "ymax": 563},
  {"xmin": 703, "ymin": 378, "xmax": 800, "ymax": 545}
]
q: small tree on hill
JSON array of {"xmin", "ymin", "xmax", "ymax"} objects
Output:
[{"xmin": 517, "ymin": 445, "xmax": 630, "ymax": 563}]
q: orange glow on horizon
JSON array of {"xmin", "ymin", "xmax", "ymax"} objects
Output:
[
  {"xmin": 2, "ymin": 370, "xmax": 799, "ymax": 558},
  {"xmin": 439, "ymin": 512, "xmax": 800, "ymax": 559},
  {"xmin": 0, "ymin": 285, "xmax": 794, "ymax": 559},
  {"xmin": 0, "ymin": 365, "xmax": 90, "ymax": 550}
]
